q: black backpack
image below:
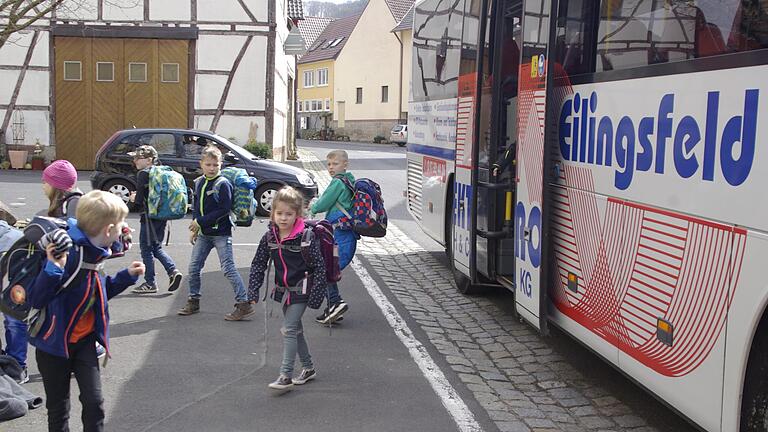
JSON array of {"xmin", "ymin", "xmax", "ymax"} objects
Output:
[{"xmin": 0, "ymin": 217, "xmax": 93, "ymax": 336}]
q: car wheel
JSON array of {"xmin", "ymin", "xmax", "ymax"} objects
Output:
[
  {"xmin": 397, "ymin": 142, "xmax": 406, "ymax": 147},
  {"xmin": 103, "ymin": 179, "xmax": 136, "ymax": 211},
  {"xmin": 255, "ymin": 183, "xmax": 280, "ymax": 216}
]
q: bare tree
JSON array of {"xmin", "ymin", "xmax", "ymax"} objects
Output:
[
  {"xmin": 0, "ymin": 1, "xmax": 64, "ymax": 51},
  {"xmin": 0, "ymin": 0, "xmax": 141, "ymax": 51}
]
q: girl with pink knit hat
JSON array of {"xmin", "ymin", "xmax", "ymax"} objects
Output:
[
  {"xmin": 42, "ymin": 159, "xmax": 82, "ymax": 218},
  {"xmin": 3, "ymin": 160, "xmax": 85, "ymax": 384}
]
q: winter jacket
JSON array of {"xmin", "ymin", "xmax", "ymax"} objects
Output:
[
  {"xmin": 310, "ymin": 172, "xmax": 355, "ymax": 216},
  {"xmin": 247, "ymin": 218, "xmax": 326, "ymax": 309},
  {"xmin": 0, "ymin": 221, "xmax": 22, "ymax": 253},
  {"xmin": 26, "ymin": 219, "xmax": 139, "ymax": 358},
  {"xmin": 0, "ymin": 364, "xmax": 41, "ymax": 421},
  {"xmin": 193, "ymin": 174, "xmax": 233, "ymax": 236}
]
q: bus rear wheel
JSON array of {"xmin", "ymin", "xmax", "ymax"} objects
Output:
[
  {"xmin": 449, "ymin": 205, "xmax": 481, "ymax": 295},
  {"xmin": 741, "ymin": 323, "xmax": 768, "ymax": 431}
]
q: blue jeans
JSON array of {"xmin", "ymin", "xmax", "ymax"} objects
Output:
[
  {"xmin": 3, "ymin": 315, "xmax": 28, "ymax": 368},
  {"xmin": 140, "ymin": 217, "xmax": 177, "ymax": 285},
  {"xmin": 188, "ymin": 234, "xmax": 246, "ymax": 302},
  {"xmin": 326, "ymin": 227, "xmax": 357, "ymax": 305},
  {"xmin": 280, "ymin": 302, "xmax": 313, "ymax": 377}
]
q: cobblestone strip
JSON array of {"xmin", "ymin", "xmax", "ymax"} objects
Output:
[{"xmin": 299, "ymin": 149, "xmax": 657, "ymax": 432}]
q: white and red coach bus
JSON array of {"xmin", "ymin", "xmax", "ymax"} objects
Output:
[{"xmin": 406, "ymin": 0, "xmax": 768, "ymax": 430}]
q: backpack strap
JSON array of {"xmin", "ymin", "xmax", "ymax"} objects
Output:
[{"xmin": 61, "ymin": 192, "xmax": 82, "ymax": 218}]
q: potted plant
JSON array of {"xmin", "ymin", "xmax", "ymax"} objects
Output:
[
  {"xmin": 7, "ymin": 149, "xmax": 28, "ymax": 169},
  {"xmin": 31, "ymin": 141, "xmax": 45, "ymax": 170}
]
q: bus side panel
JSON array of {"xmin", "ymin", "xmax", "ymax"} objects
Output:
[
  {"xmin": 549, "ymin": 184, "xmax": 737, "ymax": 430},
  {"xmin": 722, "ymin": 230, "xmax": 768, "ymax": 431},
  {"xmin": 548, "ymin": 184, "xmax": 620, "ymax": 366},
  {"xmin": 407, "ymin": 98, "xmax": 458, "ymax": 245}
]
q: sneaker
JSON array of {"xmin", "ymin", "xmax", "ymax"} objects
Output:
[
  {"xmin": 95, "ymin": 343, "xmax": 107, "ymax": 359},
  {"xmin": 224, "ymin": 302, "xmax": 255, "ymax": 321},
  {"xmin": 292, "ymin": 368, "xmax": 316, "ymax": 385},
  {"xmin": 132, "ymin": 282, "xmax": 158, "ymax": 294},
  {"xmin": 268, "ymin": 375, "xmax": 294, "ymax": 390},
  {"xmin": 178, "ymin": 298, "xmax": 200, "ymax": 315},
  {"xmin": 315, "ymin": 307, "xmax": 330, "ymax": 324},
  {"xmin": 327, "ymin": 300, "xmax": 348, "ymax": 323},
  {"xmin": 168, "ymin": 270, "xmax": 183, "ymax": 292},
  {"xmin": 16, "ymin": 367, "xmax": 29, "ymax": 385}
]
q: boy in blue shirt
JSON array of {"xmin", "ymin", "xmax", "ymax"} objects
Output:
[{"xmin": 178, "ymin": 145, "xmax": 253, "ymax": 321}]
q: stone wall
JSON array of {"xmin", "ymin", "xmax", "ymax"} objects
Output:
[{"xmin": 333, "ymin": 119, "xmax": 402, "ymax": 142}]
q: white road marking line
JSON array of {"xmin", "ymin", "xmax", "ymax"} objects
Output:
[{"xmin": 350, "ymin": 257, "xmax": 484, "ymax": 432}]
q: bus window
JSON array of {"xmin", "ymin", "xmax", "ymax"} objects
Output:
[
  {"xmin": 596, "ymin": 0, "xmax": 768, "ymax": 72},
  {"xmin": 554, "ymin": 0, "xmax": 599, "ymax": 76}
]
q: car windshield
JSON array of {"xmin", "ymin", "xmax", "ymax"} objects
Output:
[
  {"xmin": 213, "ymin": 134, "xmax": 261, "ymax": 159},
  {"xmin": 392, "ymin": 125, "xmax": 403, "ymax": 132}
]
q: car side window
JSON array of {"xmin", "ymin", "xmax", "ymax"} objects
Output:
[
  {"xmin": 138, "ymin": 133, "xmax": 176, "ymax": 156},
  {"xmin": 110, "ymin": 136, "xmax": 136, "ymax": 155},
  {"xmin": 182, "ymin": 135, "xmax": 211, "ymax": 160}
]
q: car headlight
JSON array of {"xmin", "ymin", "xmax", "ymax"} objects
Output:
[{"xmin": 296, "ymin": 172, "xmax": 315, "ymax": 186}]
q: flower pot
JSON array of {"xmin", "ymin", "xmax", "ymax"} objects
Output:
[
  {"xmin": 31, "ymin": 158, "xmax": 45, "ymax": 170},
  {"xmin": 8, "ymin": 150, "xmax": 28, "ymax": 169}
]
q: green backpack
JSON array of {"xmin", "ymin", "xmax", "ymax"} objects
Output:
[
  {"xmin": 197, "ymin": 168, "xmax": 258, "ymax": 227},
  {"xmin": 147, "ymin": 166, "xmax": 188, "ymax": 220}
]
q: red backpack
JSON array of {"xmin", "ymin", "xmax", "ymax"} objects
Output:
[{"xmin": 266, "ymin": 220, "xmax": 341, "ymax": 283}]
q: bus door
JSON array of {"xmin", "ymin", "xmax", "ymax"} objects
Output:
[
  {"xmin": 512, "ymin": 0, "xmax": 557, "ymax": 332},
  {"xmin": 475, "ymin": 0, "xmax": 523, "ymax": 283}
]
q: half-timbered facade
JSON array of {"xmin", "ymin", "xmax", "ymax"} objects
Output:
[{"xmin": 0, "ymin": 0, "xmax": 301, "ymax": 169}]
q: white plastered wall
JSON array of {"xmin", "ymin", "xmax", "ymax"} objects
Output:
[{"xmin": 334, "ymin": 0, "xmax": 401, "ymax": 122}]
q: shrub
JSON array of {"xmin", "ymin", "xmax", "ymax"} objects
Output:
[
  {"xmin": 373, "ymin": 135, "xmax": 386, "ymax": 143},
  {"xmin": 300, "ymin": 129, "xmax": 317, "ymax": 140},
  {"xmin": 244, "ymin": 140, "xmax": 272, "ymax": 159}
]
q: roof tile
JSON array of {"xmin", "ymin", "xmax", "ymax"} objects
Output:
[{"xmin": 298, "ymin": 14, "xmax": 362, "ymax": 64}]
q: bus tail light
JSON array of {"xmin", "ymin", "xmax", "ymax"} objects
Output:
[{"xmin": 656, "ymin": 318, "xmax": 674, "ymax": 347}]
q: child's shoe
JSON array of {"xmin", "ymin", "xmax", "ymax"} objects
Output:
[
  {"xmin": 327, "ymin": 300, "xmax": 348, "ymax": 322},
  {"xmin": 292, "ymin": 368, "xmax": 316, "ymax": 385},
  {"xmin": 268, "ymin": 375, "xmax": 294, "ymax": 390},
  {"xmin": 168, "ymin": 270, "xmax": 183, "ymax": 292},
  {"xmin": 96, "ymin": 343, "xmax": 107, "ymax": 359},
  {"xmin": 224, "ymin": 302, "xmax": 254, "ymax": 321},
  {"xmin": 17, "ymin": 367, "xmax": 29, "ymax": 385},
  {"xmin": 178, "ymin": 298, "xmax": 200, "ymax": 315},
  {"xmin": 133, "ymin": 282, "xmax": 158, "ymax": 294}
]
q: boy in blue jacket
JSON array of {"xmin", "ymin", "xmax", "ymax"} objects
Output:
[
  {"xmin": 178, "ymin": 145, "xmax": 253, "ymax": 320},
  {"xmin": 28, "ymin": 190, "xmax": 144, "ymax": 432}
]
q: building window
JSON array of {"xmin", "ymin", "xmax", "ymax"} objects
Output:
[
  {"xmin": 63, "ymin": 61, "xmax": 81, "ymax": 81},
  {"xmin": 161, "ymin": 63, "xmax": 180, "ymax": 83},
  {"xmin": 96, "ymin": 62, "xmax": 114, "ymax": 82},
  {"xmin": 325, "ymin": 98, "xmax": 331, "ymax": 111},
  {"xmin": 311, "ymin": 100, "xmax": 320, "ymax": 111},
  {"xmin": 356, "ymin": 87, "xmax": 363, "ymax": 104},
  {"xmin": 304, "ymin": 100, "xmax": 310, "ymax": 111},
  {"xmin": 298, "ymin": 100, "xmax": 302, "ymax": 112},
  {"xmin": 317, "ymin": 68, "xmax": 329, "ymax": 86},
  {"xmin": 128, "ymin": 62, "xmax": 147, "ymax": 82},
  {"xmin": 303, "ymin": 70, "xmax": 314, "ymax": 87},
  {"xmin": 381, "ymin": 85, "xmax": 389, "ymax": 103}
]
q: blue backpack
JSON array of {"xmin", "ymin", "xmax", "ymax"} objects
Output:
[
  {"xmin": 147, "ymin": 166, "xmax": 188, "ymax": 220},
  {"xmin": 335, "ymin": 176, "xmax": 387, "ymax": 238}
]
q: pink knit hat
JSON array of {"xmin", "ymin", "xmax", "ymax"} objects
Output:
[{"xmin": 42, "ymin": 160, "xmax": 78, "ymax": 191}]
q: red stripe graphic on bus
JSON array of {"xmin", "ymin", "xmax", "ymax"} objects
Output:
[{"xmin": 551, "ymin": 165, "xmax": 747, "ymax": 377}]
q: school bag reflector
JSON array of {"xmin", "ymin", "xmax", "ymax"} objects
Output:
[
  {"xmin": 147, "ymin": 165, "xmax": 188, "ymax": 220},
  {"xmin": 220, "ymin": 167, "xmax": 258, "ymax": 227},
  {"xmin": 336, "ymin": 177, "xmax": 387, "ymax": 238},
  {"xmin": 0, "ymin": 217, "xmax": 68, "ymax": 322}
]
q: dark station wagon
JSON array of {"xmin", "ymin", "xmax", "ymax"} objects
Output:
[{"xmin": 90, "ymin": 129, "xmax": 318, "ymax": 215}]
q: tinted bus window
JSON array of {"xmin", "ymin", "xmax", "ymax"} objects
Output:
[
  {"xmin": 597, "ymin": 0, "xmax": 768, "ymax": 72},
  {"xmin": 412, "ymin": 0, "xmax": 465, "ymax": 102}
]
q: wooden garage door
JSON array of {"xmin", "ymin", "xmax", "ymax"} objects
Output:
[{"xmin": 55, "ymin": 37, "xmax": 189, "ymax": 169}]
